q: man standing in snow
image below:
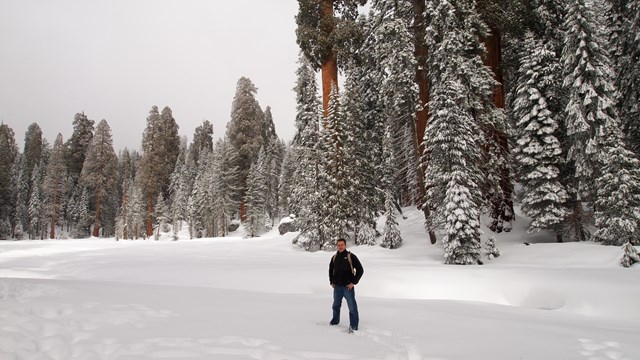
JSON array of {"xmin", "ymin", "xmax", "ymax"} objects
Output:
[{"xmin": 329, "ymin": 238, "xmax": 364, "ymax": 332}]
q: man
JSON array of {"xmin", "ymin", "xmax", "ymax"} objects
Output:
[{"xmin": 329, "ymin": 238, "xmax": 364, "ymax": 332}]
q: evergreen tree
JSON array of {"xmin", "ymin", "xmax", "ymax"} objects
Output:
[
  {"xmin": 65, "ymin": 112, "xmax": 95, "ymax": 186},
  {"xmin": 593, "ymin": 124, "xmax": 640, "ymax": 246},
  {"xmin": 244, "ymin": 151, "xmax": 268, "ymax": 237},
  {"xmin": 0, "ymin": 124, "xmax": 18, "ymax": 225},
  {"xmin": 513, "ymin": 32, "xmax": 569, "ymax": 240},
  {"xmin": 424, "ymin": 0, "xmax": 485, "ymax": 264},
  {"xmin": 138, "ymin": 105, "xmax": 180, "ymax": 236},
  {"xmin": 212, "ymin": 138, "xmax": 241, "ymax": 237},
  {"xmin": 189, "ymin": 119, "xmax": 214, "ymax": 165},
  {"xmin": 28, "ymin": 161, "xmax": 45, "ymax": 239},
  {"xmin": 278, "ymin": 145, "xmax": 296, "ymax": 218},
  {"xmin": 485, "ymin": 236, "xmax": 501, "ymax": 259},
  {"xmin": 169, "ymin": 144, "xmax": 190, "ymax": 237},
  {"xmin": 620, "ymin": 241, "xmax": 640, "ymax": 267},
  {"xmin": 80, "ymin": 120, "xmax": 118, "ymax": 237},
  {"xmin": 42, "ymin": 134, "xmax": 68, "ymax": 239},
  {"xmin": 291, "ymin": 54, "xmax": 324, "ymax": 250},
  {"xmin": 319, "ymin": 86, "xmax": 350, "ymax": 247},
  {"xmin": 561, "ymin": 0, "xmax": 623, "ymax": 240},
  {"xmin": 380, "ymin": 126, "xmax": 403, "ymax": 249},
  {"xmin": 13, "ymin": 157, "xmax": 29, "ymax": 238},
  {"xmin": 226, "ymin": 77, "xmax": 265, "ymax": 219},
  {"xmin": 154, "ymin": 193, "xmax": 169, "ymax": 239}
]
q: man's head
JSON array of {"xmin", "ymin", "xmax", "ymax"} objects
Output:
[{"xmin": 336, "ymin": 238, "xmax": 347, "ymax": 252}]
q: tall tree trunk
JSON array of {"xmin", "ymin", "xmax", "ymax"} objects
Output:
[
  {"xmin": 50, "ymin": 193, "xmax": 56, "ymax": 239},
  {"xmin": 412, "ymin": 0, "xmax": 437, "ymax": 244},
  {"xmin": 146, "ymin": 192, "xmax": 154, "ymax": 237},
  {"xmin": 484, "ymin": 24, "xmax": 514, "ymax": 231},
  {"xmin": 321, "ymin": 0, "xmax": 338, "ymax": 117},
  {"xmin": 93, "ymin": 193, "xmax": 101, "ymax": 237}
]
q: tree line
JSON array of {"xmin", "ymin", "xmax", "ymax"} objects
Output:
[{"xmin": 0, "ymin": 77, "xmax": 286, "ymax": 241}]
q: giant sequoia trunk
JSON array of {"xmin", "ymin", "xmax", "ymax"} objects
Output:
[
  {"xmin": 321, "ymin": 0, "xmax": 339, "ymax": 116},
  {"xmin": 483, "ymin": 24, "xmax": 514, "ymax": 231},
  {"xmin": 50, "ymin": 193, "xmax": 57, "ymax": 239},
  {"xmin": 92, "ymin": 192, "xmax": 101, "ymax": 237},
  {"xmin": 412, "ymin": 0, "xmax": 437, "ymax": 244}
]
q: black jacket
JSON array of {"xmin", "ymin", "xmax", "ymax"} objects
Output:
[{"xmin": 329, "ymin": 250, "xmax": 364, "ymax": 286}]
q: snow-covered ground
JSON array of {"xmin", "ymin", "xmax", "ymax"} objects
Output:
[{"xmin": 1, "ymin": 208, "xmax": 639, "ymax": 360}]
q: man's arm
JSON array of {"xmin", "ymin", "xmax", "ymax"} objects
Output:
[
  {"xmin": 352, "ymin": 254, "xmax": 364, "ymax": 284},
  {"xmin": 329, "ymin": 257, "xmax": 335, "ymax": 285}
]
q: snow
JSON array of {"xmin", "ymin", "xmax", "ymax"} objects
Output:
[{"xmin": 1, "ymin": 208, "xmax": 639, "ymax": 360}]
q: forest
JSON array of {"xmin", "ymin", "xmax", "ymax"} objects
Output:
[{"xmin": 0, "ymin": 0, "xmax": 639, "ymax": 265}]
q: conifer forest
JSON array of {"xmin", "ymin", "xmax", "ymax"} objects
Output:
[{"xmin": 1, "ymin": 0, "xmax": 639, "ymax": 265}]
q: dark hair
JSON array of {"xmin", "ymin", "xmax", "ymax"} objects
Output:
[{"xmin": 336, "ymin": 238, "xmax": 347, "ymax": 245}]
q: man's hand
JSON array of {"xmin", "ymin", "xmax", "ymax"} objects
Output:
[{"xmin": 346, "ymin": 283, "xmax": 354, "ymax": 290}]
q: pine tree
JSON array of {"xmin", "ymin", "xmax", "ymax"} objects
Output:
[
  {"xmin": 291, "ymin": 54, "xmax": 324, "ymax": 250},
  {"xmin": 0, "ymin": 124, "xmax": 18, "ymax": 226},
  {"xmin": 424, "ymin": 0, "xmax": 485, "ymax": 264},
  {"xmin": 212, "ymin": 138, "xmax": 241, "ymax": 237},
  {"xmin": 226, "ymin": 77, "xmax": 265, "ymax": 220},
  {"xmin": 513, "ymin": 32, "xmax": 569, "ymax": 240},
  {"xmin": 65, "ymin": 112, "xmax": 95, "ymax": 186},
  {"xmin": 154, "ymin": 193, "xmax": 169, "ymax": 239},
  {"xmin": 80, "ymin": 120, "xmax": 117, "ymax": 237},
  {"xmin": 485, "ymin": 236, "xmax": 501, "ymax": 259},
  {"xmin": 561, "ymin": 0, "xmax": 624, "ymax": 241},
  {"xmin": 42, "ymin": 134, "xmax": 68, "ymax": 239},
  {"xmin": 593, "ymin": 123, "xmax": 640, "ymax": 245},
  {"xmin": 28, "ymin": 162, "xmax": 45, "ymax": 239},
  {"xmin": 620, "ymin": 241, "xmax": 640, "ymax": 267},
  {"xmin": 380, "ymin": 126, "xmax": 403, "ymax": 249},
  {"xmin": 138, "ymin": 106, "xmax": 180, "ymax": 236},
  {"xmin": 319, "ymin": 86, "xmax": 350, "ymax": 247},
  {"xmin": 189, "ymin": 119, "xmax": 214, "ymax": 165},
  {"xmin": 244, "ymin": 151, "xmax": 267, "ymax": 237}
]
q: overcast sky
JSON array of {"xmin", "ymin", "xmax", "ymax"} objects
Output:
[{"xmin": 0, "ymin": 0, "xmax": 300, "ymax": 151}]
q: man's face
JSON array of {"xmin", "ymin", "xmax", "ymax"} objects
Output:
[{"xmin": 337, "ymin": 241, "xmax": 346, "ymax": 252}]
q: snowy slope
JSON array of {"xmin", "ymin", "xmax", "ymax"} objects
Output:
[{"xmin": 1, "ymin": 208, "xmax": 639, "ymax": 360}]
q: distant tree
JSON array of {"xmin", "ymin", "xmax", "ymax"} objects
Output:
[
  {"xmin": 244, "ymin": 151, "xmax": 267, "ymax": 237},
  {"xmin": 80, "ymin": 120, "xmax": 118, "ymax": 237},
  {"xmin": 484, "ymin": 236, "xmax": 501, "ymax": 259},
  {"xmin": 138, "ymin": 105, "xmax": 180, "ymax": 236},
  {"xmin": 380, "ymin": 126, "xmax": 403, "ymax": 249},
  {"xmin": 154, "ymin": 193, "xmax": 169, "ymax": 239},
  {"xmin": 189, "ymin": 119, "xmax": 214, "ymax": 165},
  {"xmin": 43, "ymin": 134, "xmax": 68, "ymax": 239},
  {"xmin": 212, "ymin": 138, "xmax": 241, "ymax": 237},
  {"xmin": 226, "ymin": 77, "xmax": 265, "ymax": 220},
  {"xmin": 65, "ymin": 112, "xmax": 95, "ymax": 185},
  {"xmin": 0, "ymin": 124, "xmax": 18, "ymax": 226}
]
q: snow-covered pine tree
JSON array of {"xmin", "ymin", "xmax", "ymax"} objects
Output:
[
  {"xmin": 226, "ymin": 77, "xmax": 265, "ymax": 220},
  {"xmin": 593, "ymin": 120, "xmax": 640, "ymax": 246},
  {"xmin": 212, "ymin": 137, "xmax": 241, "ymax": 237},
  {"xmin": 80, "ymin": 119, "xmax": 117, "ymax": 237},
  {"xmin": 278, "ymin": 145, "xmax": 296, "ymax": 218},
  {"xmin": 244, "ymin": 150, "xmax": 267, "ymax": 237},
  {"xmin": 561, "ymin": 0, "xmax": 624, "ymax": 240},
  {"xmin": 424, "ymin": 0, "xmax": 485, "ymax": 264},
  {"xmin": 65, "ymin": 112, "xmax": 94, "ymax": 187},
  {"xmin": 340, "ymin": 63, "xmax": 376, "ymax": 246},
  {"xmin": 607, "ymin": 0, "xmax": 640, "ymax": 155},
  {"xmin": 0, "ymin": 124, "xmax": 18, "ymax": 228},
  {"xmin": 320, "ymin": 85, "xmax": 350, "ymax": 248},
  {"xmin": 28, "ymin": 160, "xmax": 46, "ymax": 239},
  {"xmin": 620, "ymin": 241, "xmax": 640, "ymax": 267},
  {"xmin": 290, "ymin": 54, "xmax": 324, "ymax": 250},
  {"xmin": 42, "ymin": 134, "xmax": 68, "ymax": 239},
  {"xmin": 189, "ymin": 119, "xmax": 214, "ymax": 165},
  {"xmin": 189, "ymin": 146, "xmax": 213, "ymax": 238},
  {"xmin": 484, "ymin": 236, "xmax": 501, "ymax": 259},
  {"xmin": 154, "ymin": 193, "xmax": 169, "ymax": 239},
  {"xmin": 380, "ymin": 125, "xmax": 403, "ymax": 249},
  {"xmin": 138, "ymin": 105, "xmax": 180, "ymax": 236},
  {"xmin": 513, "ymin": 32, "xmax": 569, "ymax": 241}
]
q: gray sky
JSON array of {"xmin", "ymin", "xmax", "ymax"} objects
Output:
[{"xmin": 0, "ymin": 0, "xmax": 300, "ymax": 151}]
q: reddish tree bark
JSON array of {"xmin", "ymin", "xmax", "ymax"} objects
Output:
[
  {"xmin": 321, "ymin": 0, "xmax": 339, "ymax": 117},
  {"xmin": 483, "ymin": 24, "xmax": 514, "ymax": 231}
]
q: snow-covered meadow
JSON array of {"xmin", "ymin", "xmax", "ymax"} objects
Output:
[{"xmin": 1, "ymin": 208, "xmax": 639, "ymax": 360}]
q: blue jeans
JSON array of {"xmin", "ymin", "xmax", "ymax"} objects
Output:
[{"xmin": 331, "ymin": 285, "xmax": 359, "ymax": 329}]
